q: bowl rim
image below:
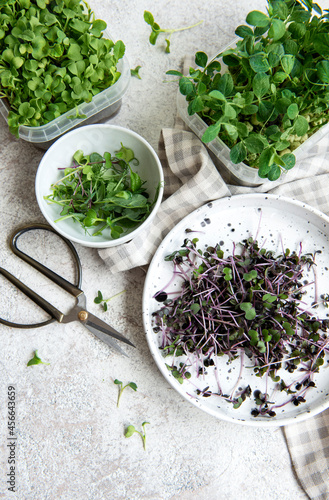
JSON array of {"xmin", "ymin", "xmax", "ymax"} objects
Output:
[{"xmin": 35, "ymin": 124, "xmax": 164, "ymax": 248}]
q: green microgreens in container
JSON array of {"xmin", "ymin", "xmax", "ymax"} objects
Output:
[
  {"xmin": 144, "ymin": 11, "xmax": 203, "ymax": 53},
  {"xmin": 152, "ymin": 236, "xmax": 329, "ymax": 417},
  {"xmin": 0, "ymin": 0, "xmax": 125, "ymax": 137},
  {"xmin": 114, "ymin": 379, "xmax": 138, "ymax": 407},
  {"xmin": 44, "ymin": 144, "xmax": 157, "ymax": 239},
  {"xmin": 124, "ymin": 422, "xmax": 149, "ymax": 450},
  {"xmin": 167, "ymin": 0, "xmax": 329, "ymax": 180}
]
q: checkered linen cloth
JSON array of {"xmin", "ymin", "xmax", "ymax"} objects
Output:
[{"xmin": 98, "ymin": 119, "xmax": 329, "ymax": 499}]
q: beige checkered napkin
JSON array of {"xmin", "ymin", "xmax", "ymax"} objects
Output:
[{"xmin": 284, "ymin": 409, "xmax": 329, "ymax": 500}]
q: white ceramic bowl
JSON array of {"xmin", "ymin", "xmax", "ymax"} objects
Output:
[{"xmin": 35, "ymin": 124, "xmax": 164, "ymax": 248}]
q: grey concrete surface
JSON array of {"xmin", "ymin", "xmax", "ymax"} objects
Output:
[{"xmin": 2, "ymin": 0, "xmax": 328, "ymax": 499}]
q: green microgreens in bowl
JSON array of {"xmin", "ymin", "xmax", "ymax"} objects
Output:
[
  {"xmin": 124, "ymin": 422, "xmax": 149, "ymax": 450},
  {"xmin": 167, "ymin": 0, "xmax": 329, "ymax": 180},
  {"xmin": 114, "ymin": 379, "xmax": 138, "ymax": 407},
  {"xmin": 44, "ymin": 144, "xmax": 157, "ymax": 239},
  {"xmin": 152, "ymin": 237, "xmax": 329, "ymax": 418},
  {"xmin": 144, "ymin": 11, "xmax": 203, "ymax": 53},
  {"xmin": 0, "ymin": 0, "xmax": 125, "ymax": 137}
]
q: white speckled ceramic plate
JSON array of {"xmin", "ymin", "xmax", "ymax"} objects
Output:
[{"xmin": 142, "ymin": 194, "xmax": 329, "ymax": 426}]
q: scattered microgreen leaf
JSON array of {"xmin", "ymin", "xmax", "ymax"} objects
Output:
[
  {"xmin": 94, "ymin": 290, "xmax": 126, "ymax": 311},
  {"xmin": 144, "ymin": 11, "xmax": 203, "ymax": 53},
  {"xmin": 131, "ymin": 66, "xmax": 142, "ymax": 79},
  {"xmin": 27, "ymin": 350, "xmax": 50, "ymax": 367},
  {"xmin": 124, "ymin": 422, "xmax": 150, "ymax": 450},
  {"xmin": 114, "ymin": 379, "xmax": 138, "ymax": 407}
]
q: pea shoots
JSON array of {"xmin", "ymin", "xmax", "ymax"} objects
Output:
[
  {"xmin": 152, "ymin": 237, "xmax": 329, "ymax": 418},
  {"xmin": 167, "ymin": 0, "xmax": 329, "ymax": 180},
  {"xmin": 44, "ymin": 145, "xmax": 156, "ymax": 238}
]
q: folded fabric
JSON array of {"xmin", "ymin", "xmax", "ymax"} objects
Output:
[{"xmin": 284, "ymin": 409, "xmax": 329, "ymax": 500}]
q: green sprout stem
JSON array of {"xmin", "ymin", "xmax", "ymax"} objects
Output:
[
  {"xmin": 114, "ymin": 379, "xmax": 137, "ymax": 407},
  {"xmin": 144, "ymin": 11, "xmax": 203, "ymax": 53},
  {"xmin": 94, "ymin": 290, "xmax": 126, "ymax": 312},
  {"xmin": 159, "ymin": 19, "xmax": 204, "ymax": 35},
  {"xmin": 125, "ymin": 422, "xmax": 150, "ymax": 450}
]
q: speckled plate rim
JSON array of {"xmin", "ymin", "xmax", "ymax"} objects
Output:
[{"xmin": 142, "ymin": 193, "xmax": 329, "ymax": 427}]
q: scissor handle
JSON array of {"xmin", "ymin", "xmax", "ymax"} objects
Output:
[
  {"xmin": 0, "ymin": 267, "xmax": 64, "ymax": 327},
  {"xmin": 10, "ymin": 223, "xmax": 83, "ymax": 296}
]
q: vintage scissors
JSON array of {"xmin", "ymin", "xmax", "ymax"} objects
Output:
[{"xmin": 0, "ymin": 223, "xmax": 135, "ymax": 356}]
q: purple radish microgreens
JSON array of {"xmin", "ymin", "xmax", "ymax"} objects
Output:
[
  {"xmin": 44, "ymin": 145, "xmax": 159, "ymax": 238},
  {"xmin": 151, "ymin": 237, "xmax": 329, "ymax": 418}
]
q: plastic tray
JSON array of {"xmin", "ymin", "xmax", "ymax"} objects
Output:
[
  {"xmin": 177, "ymin": 40, "xmax": 329, "ymax": 186},
  {"xmin": 0, "ymin": 31, "xmax": 130, "ymax": 150}
]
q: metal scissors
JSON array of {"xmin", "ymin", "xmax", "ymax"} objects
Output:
[{"xmin": 0, "ymin": 223, "xmax": 135, "ymax": 356}]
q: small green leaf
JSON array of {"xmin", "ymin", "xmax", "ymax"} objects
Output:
[
  {"xmin": 281, "ymin": 55, "xmax": 295, "ymax": 75},
  {"xmin": 230, "ymin": 141, "xmax": 247, "ymax": 164},
  {"xmin": 202, "ymin": 122, "xmax": 221, "ymax": 143},
  {"xmin": 125, "ymin": 425, "xmax": 136, "ymax": 438},
  {"xmin": 253, "ymin": 72, "xmax": 270, "ymax": 99},
  {"xmin": 294, "ymin": 115, "xmax": 309, "ymax": 136},
  {"xmin": 131, "ymin": 66, "xmax": 142, "ymax": 79},
  {"xmin": 94, "ymin": 290, "xmax": 103, "ymax": 304},
  {"xmin": 179, "ymin": 77, "xmax": 195, "ymax": 96},
  {"xmin": 190, "ymin": 303, "xmax": 201, "ymax": 313},
  {"xmin": 195, "ymin": 51, "xmax": 208, "ymax": 68},
  {"xmin": 27, "ymin": 350, "xmax": 50, "ymax": 367},
  {"xmin": 268, "ymin": 19, "xmax": 286, "ymax": 41},
  {"xmin": 144, "ymin": 11, "xmax": 155, "ymax": 27},
  {"xmin": 246, "ymin": 11, "xmax": 270, "ymax": 28}
]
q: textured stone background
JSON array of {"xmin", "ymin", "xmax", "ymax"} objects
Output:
[{"xmin": 1, "ymin": 0, "xmax": 329, "ymax": 499}]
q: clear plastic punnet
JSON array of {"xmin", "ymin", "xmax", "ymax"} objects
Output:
[
  {"xmin": 0, "ymin": 31, "xmax": 130, "ymax": 150},
  {"xmin": 177, "ymin": 39, "xmax": 329, "ymax": 187}
]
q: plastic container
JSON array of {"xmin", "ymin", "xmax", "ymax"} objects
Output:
[
  {"xmin": 0, "ymin": 31, "xmax": 130, "ymax": 150},
  {"xmin": 177, "ymin": 39, "xmax": 329, "ymax": 187}
]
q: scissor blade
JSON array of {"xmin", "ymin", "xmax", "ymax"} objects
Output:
[
  {"xmin": 84, "ymin": 311, "xmax": 136, "ymax": 348},
  {"xmin": 84, "ymin": 321, "xmax": 129, "ymax": 357}
]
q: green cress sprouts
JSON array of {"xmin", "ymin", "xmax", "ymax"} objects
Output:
[
  {"xmin": 44, "ymin": 145, "xmax": 157, "ymax": 239},
  {"xmin": 167, "ymin": 0, "xmax": 329, "ymax": 180},
  {"xmin": 152, "ymin": 236, "xmax": 329, "ymax": 418},
  {"xmin": 0, "ymin": 0, "xmax": 125, "ymax": 137}
]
